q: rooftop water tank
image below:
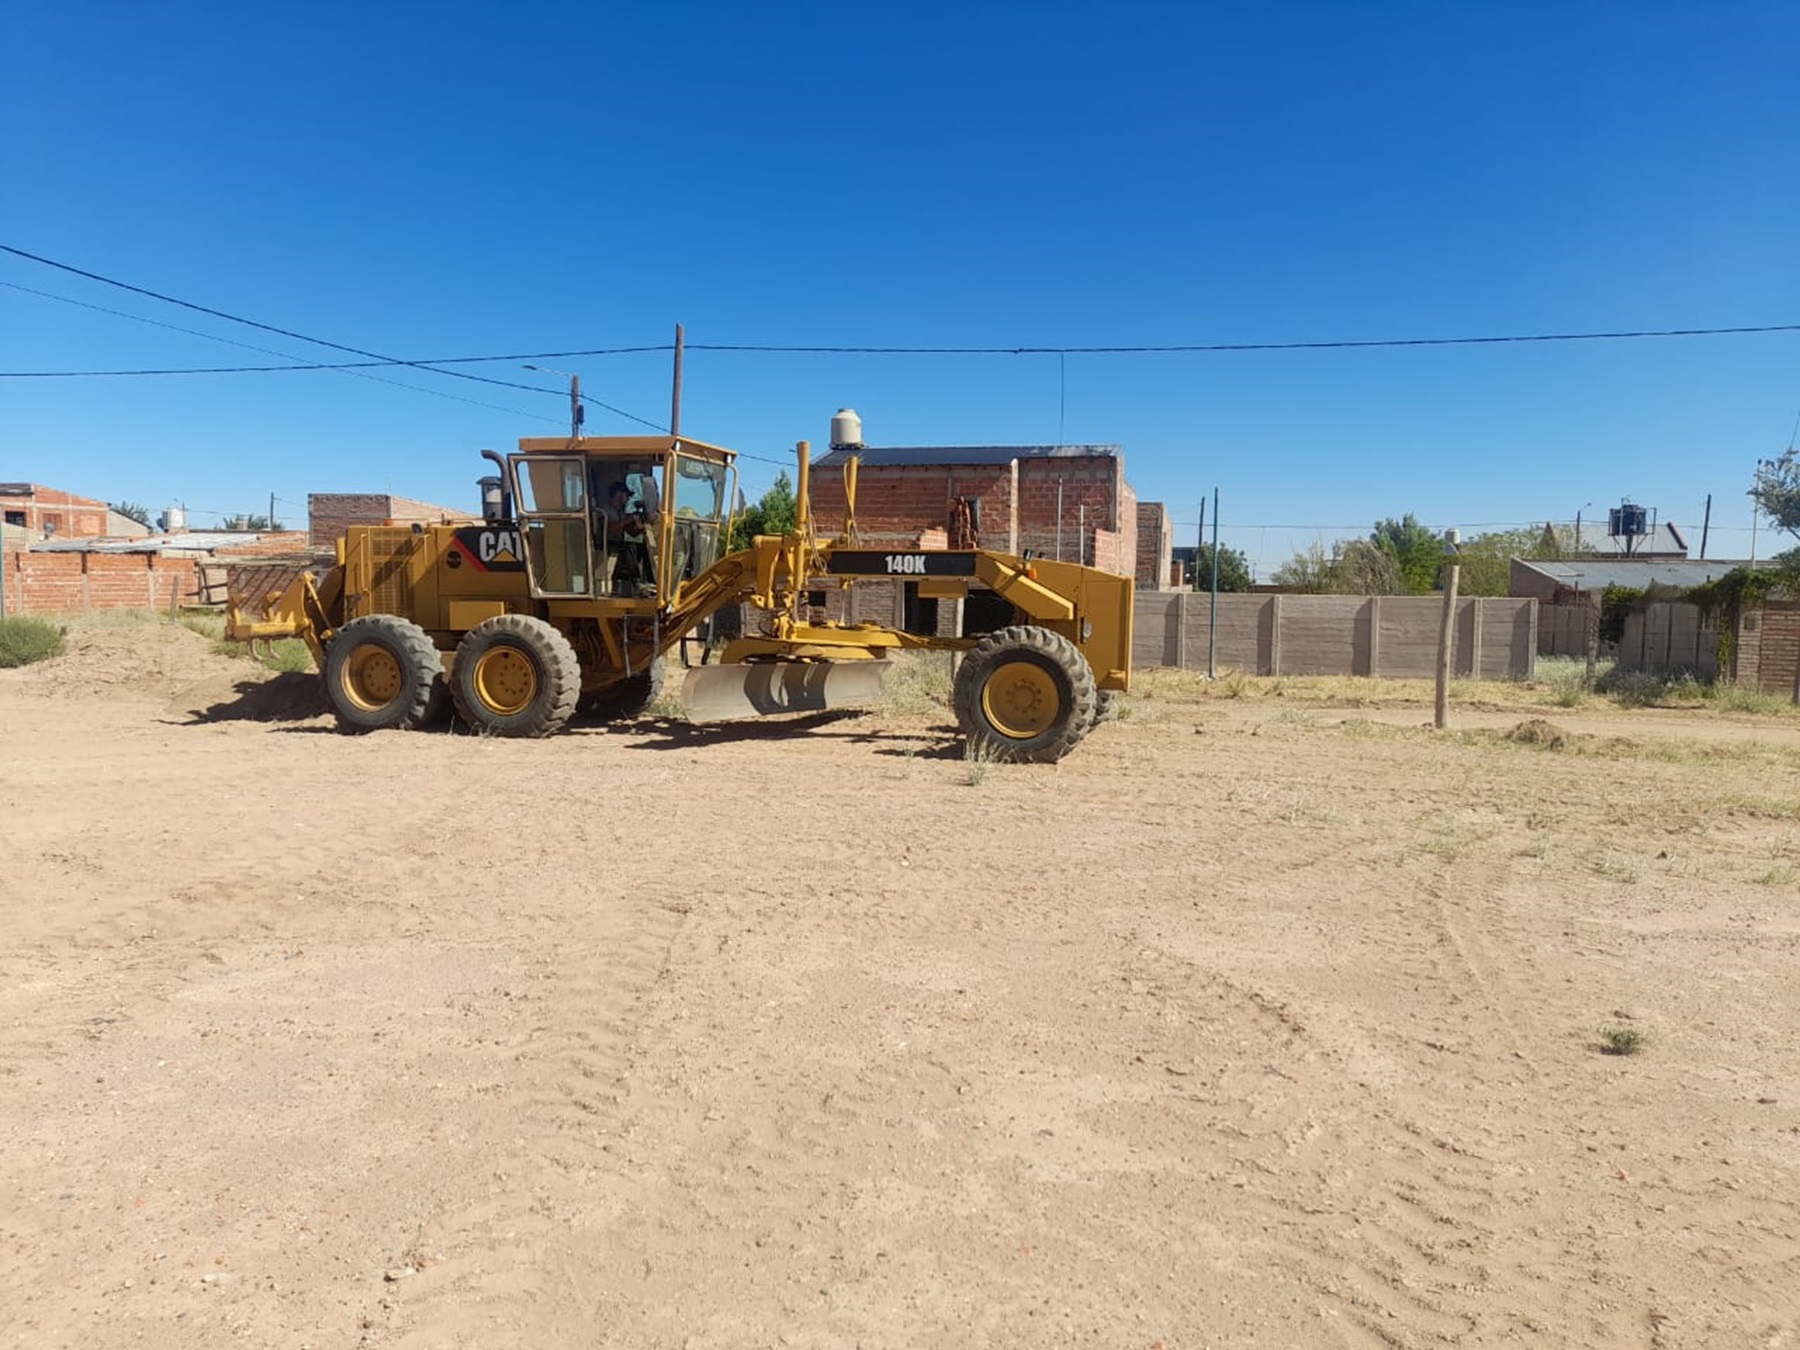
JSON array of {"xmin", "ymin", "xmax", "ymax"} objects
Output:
[{"xmin": 830, "ymin": 408, "xmax": 863, "ymax": 450}]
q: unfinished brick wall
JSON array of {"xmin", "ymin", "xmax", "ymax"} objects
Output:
[
  {"xmin": 2, "ymin": 552, "xmax": 197, "ymax": 615},
  {"xmin": 309, "ymin": 494, "xmax": 469, "ymax": 547},
  {"xmin": 1135, "ymin": 502, "xmax": 1172, "ymax": 592},
  {"xmin": 809, "ymin": 464, "xmax": 1019, "ymax": 552},
  {"xmin": 807, "ymin": 451, "xmax": 1144, "ymax": 583},
  {"xmin": 1735, "ymin": 601, "xmax": 1800, "ymax": 697}
]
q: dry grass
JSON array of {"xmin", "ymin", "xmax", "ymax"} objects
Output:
[
  {"xmin": 876, "ymin": 650, "xmax": 954, "ymax": 717},
  {"xmin": 1130, "ymin": 660, "xmax": 1799, "ymax": 724}
]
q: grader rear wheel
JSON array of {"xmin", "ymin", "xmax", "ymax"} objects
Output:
[
  {"xmin": 322, "ymin": 615, "xmax": 444, "ymax": 733},
  {"xmin": 952, "ymin": 624, "xmax": 1097, "ymax": 763},
  {"xmin": 451, "ymin": 614, "xmax": 581, "ymax": 737}
]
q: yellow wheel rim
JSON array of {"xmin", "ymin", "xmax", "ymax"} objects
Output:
[
  {"xmin": 342, "ymin": 644, "xmax": 404, "ymax": 712},
  {"xmin": 472, "ymin": 646, "xmax": 538, "ymax": 716},
  {"xmin": 981, "ymin": 659, "xmax": 1060, "ymax": 739}
]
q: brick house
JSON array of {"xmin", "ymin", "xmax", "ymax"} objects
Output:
[{"xmin": 0, "ymin": 483, "xmax": 110, "ymax": 540}]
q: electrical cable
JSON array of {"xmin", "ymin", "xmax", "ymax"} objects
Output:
[
  {"xmin": 0, "ymin": 278, "xmax": 558, "ymax": 423},
  {"xmin": 0, "ymin": 244, "xmax": 667, "ymax": 429}
]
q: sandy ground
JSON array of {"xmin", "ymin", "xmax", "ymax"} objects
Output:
[{"xmin": 3, "ymin": 619, "xmax": 1798, "ymax": 1349}]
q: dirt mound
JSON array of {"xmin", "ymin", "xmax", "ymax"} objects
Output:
[
  {"xmin": 0, "ymin": 617, "xmax": 331, "ymax": 723},
  {"xmin": 0, "ymin": 618, "xmax": 237, "ymax": 701},
  {"xmin": 1505, "ymin": 717, "xmax": 1570, "ymax": 748}
]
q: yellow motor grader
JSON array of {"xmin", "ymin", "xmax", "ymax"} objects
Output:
[{"xmin": 226, "ymin": 433, "xmax": 1132, "ymax": 761}]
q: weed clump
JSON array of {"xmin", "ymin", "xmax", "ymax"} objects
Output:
[
  {"xmin": 0, "ymin": 616, "xmax": 66, "ymax": 668},
  {"xmin": 1505, "ymin": 718, "xmax": 1569, "ymax": 750},
  {"xmin": 1598, "ymin": 1025, "xmax": 1646, "ymax": 1056}
]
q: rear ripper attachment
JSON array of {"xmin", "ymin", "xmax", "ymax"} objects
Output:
[{"xmin": 225, "ymin": 431, "xmax": 1132, "ymax": 761}]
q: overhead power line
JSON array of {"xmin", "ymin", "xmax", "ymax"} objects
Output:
[
  {"xmin": 5, "ymin": 322, "xmax": 1799, "ymax": 379},
  {"xmin": 687, "ymin": 327, "xmax": 1800, "ymax": 354},
  {"xmin": 0, "ymin": 244, "xmax": 667, "ymax": 430}
]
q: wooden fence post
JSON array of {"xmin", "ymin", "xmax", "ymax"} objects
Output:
[{"xmin": 1435, "ymin": 560, "xmax": 1461, "ymax": 729}]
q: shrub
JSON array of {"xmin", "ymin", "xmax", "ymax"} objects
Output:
[
  {"xmin": 1594, "ymin": 667, "xmax": 1675, "ymax": 708},
  {"xmin": 1598, "ymin": 1026, "xmax": 1645, "ymax": 1056},
  {"xmin": 0, "ymin": 616, "xmax": 66, "ymax": 668}
]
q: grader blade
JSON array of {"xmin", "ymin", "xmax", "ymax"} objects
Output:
[{"xmin": 679, "ymin": 660, "xmax": 888, "ymax": 722}]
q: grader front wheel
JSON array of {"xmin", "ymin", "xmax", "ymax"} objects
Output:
[
  {"xmin": 952, "ymin": 625, "xmax": 1097, "ymax": 763},
  {"xmin": 322, "ymin": 615, "xmax": 445, "ymax": 733}
]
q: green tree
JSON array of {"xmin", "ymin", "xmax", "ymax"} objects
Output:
[
  {"xmin": 729, "ymin": 472, "xmax": 797, "ymax": 550},
  {"xmin": 1188, "ymin": 543, "xmax": 1253, "ymax": 592},
  {"xmin": 1751, "ymin": 448, "xmax": 1800, "ymax": 539},
  {"xmin": 1271, "ymin": 538, "xmax": 1402, "ymax": 594},
  {"xmin": 1452, "ymin": 524, "xmax": 1592, "ymax": 596},
  {"xmin": 1371, "ymin": 514, "xmax": 1445, "ymax": 594},
  {"xmin": 222, "ymin": 514, "xmax": 282, "ymax": 531},
  {"xmin": 1271, "ymin": 540, "xmax": 1336, "ymax": 592},
  {"xmin": 1449, "ymin": 527, "xmax": 1537, "ymax": 597},
  {"xmin": 109, "ymin": 501, "xmax": 152, "ymax": 527}
]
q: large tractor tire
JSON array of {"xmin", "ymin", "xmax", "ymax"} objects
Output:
[
  {"xmin": 952, "ymin": 624, "xmax": 1097, "ymax": 763},
  {"xmin": 450, "ymin": 614, "xmax": 582, "ymax": 738},
  {"xmin": 578, "ymin": 656, "xmax": 668, "ymax": 721},
  {"xmin": 322, "ymin": 615, "xmax": 445, "ymax": 734}
]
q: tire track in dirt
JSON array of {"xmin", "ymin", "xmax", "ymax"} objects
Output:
[{"xmin": 380, "ymin": 886, "xmax": 692, "ymax": 1348}]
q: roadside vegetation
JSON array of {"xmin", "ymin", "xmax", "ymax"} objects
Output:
[
  {"xmin": 1123, "ymin": 656, "xmax": 1795, "ymax": 718},
  {"xmin": 177, "ymin": 611, "xmax": 312, "ymax": 672},
  {"xmin": 0, "ymin": 616, "xmax": 66, "ymax": 668}
]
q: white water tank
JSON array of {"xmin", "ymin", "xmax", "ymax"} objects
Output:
[
  {"xmin": 830, "ymin": 407, "xmax": 863, "ymax": 449},
  {"xmin": 160, "ymin": 505, "xmax": 187, "ymax": 533}
]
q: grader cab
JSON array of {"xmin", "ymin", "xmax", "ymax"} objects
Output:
[{"xmin": 227, "ymin": 432, "xmax": 1133, "ymax": 762}]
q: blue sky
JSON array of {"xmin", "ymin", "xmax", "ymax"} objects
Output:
[{"xmin": 3, "ymin": 0, "xmax": 1796, "ymax": 576}]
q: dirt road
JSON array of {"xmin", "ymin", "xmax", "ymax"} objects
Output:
[{"xmin": 4, "ymin": 621, "xmax": 1797, "ymax": 1348}]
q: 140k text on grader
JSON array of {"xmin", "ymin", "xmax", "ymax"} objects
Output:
[{"xmin": 226, "ymin": 433, "xmax": 1133, "ymax": 762}]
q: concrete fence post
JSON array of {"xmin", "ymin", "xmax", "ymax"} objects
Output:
[
  {"xmin": 1469, "ymin": 597, "xmax": 1484, "ymax": 678},
  {"xmin": 1367, "ymin": 596, "xmax": 1381, "ymax": 677},
  {"xmin": 1269, "ymin": 594, "xmax": 1283, "ymax": 676}
]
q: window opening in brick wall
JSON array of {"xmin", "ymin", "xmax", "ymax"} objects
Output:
[{"xmin": 902, "ymin": 585, "xmax": 938, "ymax": 636}]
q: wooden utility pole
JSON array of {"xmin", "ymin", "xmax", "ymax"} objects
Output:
[{"xmin": 1434, "ymin": 530, "xmax": 1461, "ymax": 729}]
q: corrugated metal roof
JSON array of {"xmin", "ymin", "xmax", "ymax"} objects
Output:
[
  {"xmin": 815, "ymin": 444, "xmax": 1121, "ymax": 469},
  {"xmin": 1515, "ymin": 557, "xmax": 1757, "ymax": 591},
  {"xmin": 31, "ymin": 532, "xmax": 281, "ymax": 554},
  {"xmin": 1569, "ymin": 520, "xmax": 1688, "ymax": 554}
]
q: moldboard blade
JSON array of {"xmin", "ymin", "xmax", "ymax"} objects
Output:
[{"xmin": 678, "ymin": 661, "xmax": 889, "ymax": 722}]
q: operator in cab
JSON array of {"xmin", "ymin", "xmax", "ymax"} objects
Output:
[{"xmin": 598, "ymin": 478, "xmax": 655, "ymax": 597}]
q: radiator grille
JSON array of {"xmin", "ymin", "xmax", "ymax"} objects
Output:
[{"xmin": 367, "ymin": 533, "xmax": 419, "ymax": 616}]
